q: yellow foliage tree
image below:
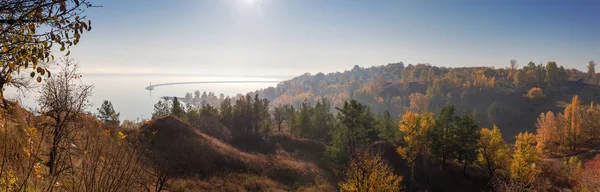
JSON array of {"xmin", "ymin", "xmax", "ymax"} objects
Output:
[
  {"xmin": 397, "ymin": 111, "xmax": 434, "ymax": 181},
  {"xmin": 0, "ymin": 0, "xmax": 93, "ymax": 108},
  {"xmin": 478, "ymin": 125, "xmax": 510, "ymax": 180},
  {"xmin": 340, "ymin": 150, "xmax": 403, "ymax": 192},
  {"xmin": 510, "ymin": 132, "xmax": 540, "ymax": 183},
  {"xmin": 564, "ymin": 95, "xmax": 582, "ymax": 152},
  {"xmin": 536, "ymin": 111, "xmax": 556, "ymax": 153},
  {"xmin": 584, "ymin": 101, "xmax": 600, "ymax": 146}
]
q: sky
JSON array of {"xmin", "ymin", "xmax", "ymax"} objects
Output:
[{"xmin": 71, "ymin": 0, "xmax": 600, "ymax": 76}]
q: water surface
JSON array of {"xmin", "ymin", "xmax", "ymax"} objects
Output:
[{"xmin": 6, "ymin": 74, "xmax": 287, "ymax": 121}]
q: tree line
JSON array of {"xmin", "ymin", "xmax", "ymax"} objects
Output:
[{"xmin": 150, "ymin": 93, "xmax": 600, "ymax": 191}]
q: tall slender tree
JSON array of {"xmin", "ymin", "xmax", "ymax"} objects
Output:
[
  {"xmin": 564, "ymin": 95, "xmax": 582, "ymax": 152},
  {"xmin": 273, "ymin": 104, "xmax": 284, "ymax": 132}
]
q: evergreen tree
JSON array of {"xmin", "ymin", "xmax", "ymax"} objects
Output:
[
  {"xmin": 311, "ymin": 98, "xmax": 334, "ymax": 141},
  {"xmin": 220, "ymin": 97, "xmax": 234, "ymax": 130},
  {"xmin": 198, "ymin": 103, "xmax": 231, "ymax": 141},
  {"xmin": 152, "ymin": 98, "xmax": 172, "ymax": 118},
  {"xmin": 97, "ymin": 100, "xmax": 120, "ymax": 125},
  {"xmin": 295, "ymin": 99, "xmax": 312, "ymax": 137},
  {"xmin": 455, "ymin": 113, "xmax": 480, "ymax": 174},
  {"xmin": 258, "ymin": 97, "xmax": 272, "ymax": 135},
  {"xmin": 172, "ymin": 97, "xmax": 185, "ymax": 118},
  {"xmin": 375, "ymin": 111, "xmax": 402, "ymax": 144},
  {"xmin": 430, "ymin": 104, "xmax": 459, "ymax": 165},
  {"xmin": 273, "ymin": 104, "xmax": 284, "ymax": 132},
  {"xmin": 326, "ymin": 100, "xmax": 375, "ymax": 164},
  {"xmin": 283, "ymin": 104, "xmax": 296, "ymax": 134}
]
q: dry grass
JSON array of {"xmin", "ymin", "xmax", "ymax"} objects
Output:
[
  {"xmin": 0, "ymin": 104, "xmax": 152, "ymax": 191},
  {"xmin": 169, "ymin": 173, "xmax": 289, "ymax": 192},
  {"xmin": 136, "ymin": 116, "xmax": 331, "ymax": 191}
]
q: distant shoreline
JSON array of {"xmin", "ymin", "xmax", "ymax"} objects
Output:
[{"xmin": 81, "ymin": 73, "xmax": 295, "ymax": 79}]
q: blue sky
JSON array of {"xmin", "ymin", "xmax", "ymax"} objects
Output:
[{"xmin": 72, "ymin": 0, "xmax": 599, "ymax": 76}]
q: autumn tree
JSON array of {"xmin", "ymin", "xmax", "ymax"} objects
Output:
[
  {"xmin": 584, "ymin": 102, "xmax": 600, "ymax": 145},
  {"xmin": 409, "ymin": 92, "xmax": 430, "ymax": 113},
  {"xmin": 0, "ymin": 0, "xmax": 94, "ymax": 108},
  {"xmin": 535, "ymin": 111, "xmax": 558, "ymax": 153},
  {"xmin": 368, "ymin": 75, "xmax": 386, "ymax": 97},
  {"xmin": 478, "ymin": 125, "xmax": 509, "ymax": 180},
  {"xmin": 37, "ymin": 58, "xmax": 93, "ymax": 175},
  {"xmin": 510, "ymin": 132, "xmax": 540, "ymax": 184},
  {"xmin": 97, "ymin": 100, "xmax": 120, "ymax": 125},
  {"xmin": 339, "ymin": 149, "xmax": 403, "ymax": 192},
  {"xmin": 513, "ymin": 69, "xmax": 525, "ymax": 88},
  {"xmin": 397, "ymin": 111, "xmax": 434, "ymax": 181},
  {"xmin": 526, "ymin": 87, "xmax": 543, "ymax": 101},
  {"xmin": 564, "ymin": 95, "xmax": 583, "ymax": 152}
]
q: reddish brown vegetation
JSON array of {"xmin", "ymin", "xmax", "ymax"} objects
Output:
[{"xmin": 135, "ymin": 116, "xmax": 329, "ymax": 191}]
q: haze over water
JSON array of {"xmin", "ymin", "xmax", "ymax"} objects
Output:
[{"xmin": 6, "ymin": 74, "xmax": 288, "ymax": 121}]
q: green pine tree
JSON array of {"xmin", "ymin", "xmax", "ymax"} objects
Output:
[{"xmin": 97, "ymin": 100, "xmax": 120, "ymax": 125}]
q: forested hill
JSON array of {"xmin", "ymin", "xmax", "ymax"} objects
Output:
[{"xmin": 253, "ymin": 61, "xmax": 600, "ymax": 140}]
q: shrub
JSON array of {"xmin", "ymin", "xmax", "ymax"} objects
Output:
[
  {"xmin": 339, "ymin": 149, "xmax": 403, "ymax": 192},
  {"xmin": 580, "ymin": 155, "xmax": 600, "ymax": 190},
  {"xmin": 525, "ymin": 87, "xmax": 543, "ymax": 101}
]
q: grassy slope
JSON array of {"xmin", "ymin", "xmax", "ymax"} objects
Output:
[{"xmin": 137, "ymin": 116, "xmax": 336, "ymax": 191}]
